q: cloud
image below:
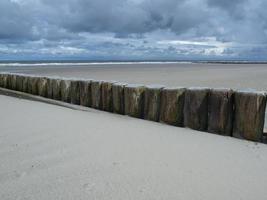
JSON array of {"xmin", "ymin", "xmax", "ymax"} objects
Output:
[
  {"xmin": 0, "ymin": 0, "xmax": 35, "ymax": 41},
  {"xmin": 207, "ymin": 0, "xmax": 247, "ymax": 18},
  {"xmin": 0, "ymin": 0, "xmax": 266, "ymax": 60}
]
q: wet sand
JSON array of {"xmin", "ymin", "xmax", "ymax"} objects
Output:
[{"xmin": 1, "ymin": 63, "xmax": 267, "ymax": 90}]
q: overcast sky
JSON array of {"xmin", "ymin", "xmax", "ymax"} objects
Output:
[{"xmin": 0, "ymin": 0, "xmax": 266, "ymax": 61}]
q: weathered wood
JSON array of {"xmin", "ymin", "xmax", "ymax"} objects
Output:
[
  {"xmin": 60, "ymin": 79, "xmax": 71, "ymax": 103},
  {"xmin": 52, "ymin": 78, "xmax": 61, "ymax": 100},
  {"xmin": 27, "ymin": 76, "xmax": 33, "ymax": 94},
  {"xmin": 70, "ymin": 80, "xmax": 80, "ymax": 105},
  {"xmin": 0, "ymin": 73, "xmax": 4, "ymax": 87},
  {"xmin": 233, "ymin": 90, "xmax": 267, "ymax": 141},
  {"xmin": 91, "ymin": 80, "xmax": 102, "ymax": 109},
  {"xmin": 112, "ymin": 82, "xmax": 126, "ymax": 114},
  {"xmin": 124, "ymin": 84, "xmax": 145, "ymax": 118},
  {"xmin": 0, "ymin": 73, "xmax": 2, "ymax": 87},
  {"xmin": 144, "ymin": 85, "xmax": 164, "ymax": 121},
  {"xmin": 37, "ymin": 77, "xmax": 48, "ymax": 97},
  {"xmin": 6, "ymin": 74, "xmax": 12, "ymax": 89},
  {"xmin": 33, "ymin": 77, "xmax": 40, "ymax": 95},
  {"xmin": 208, "ymin": 89, "xmax": 234, "ymax": 135},
  {"xmin": 22, "ymin": 76, "xmax": 29, "ymax": 93},
  {"xmin": 159, "ymin": 87, "xmax": 185, "ymax": 126},
  {"xmin": 27, "ymin": 76, "xmax": 39, "ymax": 95},
  {"xmin": 101, "ymin": 81, "xmax": 116, "ymax": 111},
  {"xmin": 10, "ymin": 74, "xmax": 17, "ymax": 90},
  {"xmin": 47, "ymin": 78, "xmax": 54, "ymax": 99},
  {"xmin": 79, "ymin": 80, "xmax": 92, "ymax": 107},
  {"xmin": 15, "ymin": 75, "xmax": 24, "ymax": 92},
  {"xmin": 0, "ymin": 73, "xmax": 8, "ymax": 88},
  {"xmin": 184, "ymin": 88, "xmax": 209, "ymax": 131}
]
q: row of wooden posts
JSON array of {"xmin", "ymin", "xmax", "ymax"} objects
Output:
[{"xmin": 0, "ymin": 73, "xmax": 266, "ymax": 142}]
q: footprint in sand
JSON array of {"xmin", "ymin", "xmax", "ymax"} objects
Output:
[{"xmin": 83, "ymin": 183, "xmax": 95, "ymax": 191}]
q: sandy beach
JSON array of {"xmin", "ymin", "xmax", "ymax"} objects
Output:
[
  {"xmin": 2, "ymin": 63, "xmax": 267, "ymax": 90},
  {"xmin": 1, "ymin": 94, "xmax": 267, "ymax": 200},
  {"xmin": 1, "ymin": 63, "xmax": 267, "ymax": 199},
  {"xmin": 1, "ymin": 0, "xmax": 267, "ymax": 198},
  {"xmin": 3, "ymin": 62, "xmax": 267, "ymax": 127}
]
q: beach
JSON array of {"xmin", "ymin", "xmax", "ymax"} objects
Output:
[
  {"xmin": 1, "ymin": 63, "xmax": 267, "ymax": 199},
  {"xmin": 1, "ymin": 0, "xmax": 267, "ymax": 198},
  {"xmin": 3, "ymin": 62, "xmax": 267, "ymax": 127},
  {"xmin": 1, "ymin": 63, "xmax": 267, "ymax": 90},
  {"xmin": 1, "ymin": 94, "xmax": 267, "ymax": 200}
]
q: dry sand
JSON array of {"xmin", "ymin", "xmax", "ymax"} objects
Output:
[{"xmin": 1, "ymin": 94, "xmax": 267, "ymax": 200}]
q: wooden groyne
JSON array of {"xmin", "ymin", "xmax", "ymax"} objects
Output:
[{"xmin": 0, "ymin": 72, "xmax": 266, "ymax": 143}]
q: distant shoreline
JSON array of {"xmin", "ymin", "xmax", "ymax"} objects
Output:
[{"xmin": 0, "ymin": 60, "xmax": 267, "ymax": 66}]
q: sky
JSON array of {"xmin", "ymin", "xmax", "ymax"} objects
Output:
[{"xmin": 0, "ymin": 0, "xmax": 266, "ymax": 61}]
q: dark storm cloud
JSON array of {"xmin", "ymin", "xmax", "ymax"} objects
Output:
[
  {"xmin": 0, "ymin": 0, "xmax": 213, "ymax": 39},
  {"xmin": 39, "ymin": 0, "xmax": 209, "ymax": 36},
  {"xmin": 0, "ymin": 0, "xmax": 266, "ymax": 60},
  {"xmin": 207, "ymin": 0, "xmax": 248, "ymax": 19},
  {"xmin": 0, "ymin": 1, "xmax": 34, "ymax": 40},
  {"xmin": 207, "ymin": 0, "xmax": 246, "ymax": 11}
]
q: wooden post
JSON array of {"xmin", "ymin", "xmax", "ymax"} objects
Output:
[
  {"xmin": 233, "ymin": 90, "xmax": 267, "ymax": 142},
  {"xmin": 70, "ymin": 80, "xmax": 80, "ymax": 105},
  {"xmin": 80, "ymin": 80, "xmax": 92, "ymax": 107},
  {"xmin": 22, "ymin": 76, "xmax": 29, "ymax": 93},
  {"xmin": 37, "ymin": 77, "xmax": 48, "ymax": 97},
  {"xmin": 0, "ymin": 73, "xmax": 8, "ymax": 88},
  {"xmin": 101, "ymin": 81, "xmax": 116, "ymax": 112},
  {"xmin": 47, "ymin": 78, "xmax": 54, "ymax": 99},
  {"xmin": 60, "ymin": 79, "xmax": 71, "ymax": 103},
  {"xmin": 159, "ymin": 87, "xmax": 185, "ymax": 126},
  {"xmin": 112, "ymin": 82, "xmax": 127, "ymax": 114},
  {"xmin": 6, "ymin": 74, "xmax": 12, "ymax": 89},
  {"xmin": 11, "ymin": 74, "xmax": 17, "ymax": 90},
  {"xmin": 27, "ymin": 76, "xmax": 39, "ymax": 95},
  {"xmin": 52, "ymin": 78, "xmax": 61, "ymax": 100},
  {"xmin": 91, "ymin": 80, "xmax": 103, "ymax": 109},
  {"xmin": 208, "ymin": 89, "xmax": 234, "ymax": 135},
  {"xmin": 144, "ymin": 85, "xmax": 164, "ymax": 121},
  {"xmin": 184, "ymin": 88, "xmax": 209, "ymax": 131},
  {"xmin": 15, "ymin": 75, "xmax": 24, "ymax": 92},
  {"xmin": 124, "ymin": 84, "xmax": 145, "ymax": 118}
]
